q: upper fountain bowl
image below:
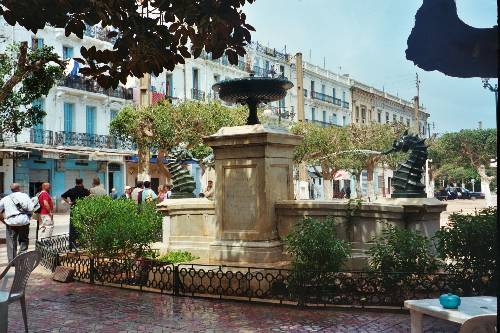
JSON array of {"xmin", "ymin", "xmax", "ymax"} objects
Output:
[{"xmin": 212, "ymin": 75, "xmax": 293, "ymax": 104}]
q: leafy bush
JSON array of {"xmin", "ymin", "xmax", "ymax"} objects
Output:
[
  {"xmin": 71, "ymin": 196, "xmax": 162, "ymax": 258},
  {"xmin": 368, "ymin": 223, "xmax": 438, "ymax": 273},
  {"xmin": 286, "ymin": 217, "xmax": 351, "ymax": 273},
  {"xmin": 434, "ymin": 207, "xmax": 496, "ymax": 294},
  {"xmin": 156, "ymin": 251, "xmax": 199, "ymax": 264},
  {"xmin": 285, "ymin": 216, "xmax": 350, "ymax": 298}
]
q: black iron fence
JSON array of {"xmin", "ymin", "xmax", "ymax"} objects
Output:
[
  {"xmin": 36, "ymin": 235, "xmax": 495, "ymax": 309},
  {"xmin": 30, "ymin": 129, "xmax": 135, "ymax": 150},
  {"xmin": 191, "ymin": 88, "xmax": 205, "ymax": 101}
]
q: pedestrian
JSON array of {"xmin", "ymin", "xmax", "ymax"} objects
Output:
[
  {"xmin": 89, "ymin": 177, "xmax": 107, "ymax": 196},
  {"xmin": 61, "ymin": 178, "xmax": 90, "ymax": 250},
  {"xmin": 203, "ymin": 180, "xmax": 215, "ymax": 200},
  {"xmin": 38, "ymin": 182, "xmax": 55, "ymax": 238},
  {"xmin": 110, "ymin": 187, "xmax": 118, "ymax": 199},
  {"xmin": 345, "ymin": 186, "xmax": 351, "ymax": 199},
  {"xmin": 157, "ymin": 185, "xmax": 167, "ymax": 202},
  {"xmin": 131, "ymin": 181, "xmax": 144, "ymax": 204},
  {"xmin": 122, "ymin": 186, "xmax": 132, "ymax": 199},
  {"xmin": 32, "ymin": 184, "xmax": 43, "ymax": 240},
  {"xmin": 165, "ymin": 185, "xmax": 172, "ymax": 199},
  {"xmin": 0, "ymin": 183, "xmax": 37, "ymax": 262},
  {"xmin": 139, "ymin": 181, "xmax": 157, "ymax": 204}
]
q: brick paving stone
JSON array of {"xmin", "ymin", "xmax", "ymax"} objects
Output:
[{"xmin": 1, "ymin": 268, "xmax": 462, "ymax": 333}]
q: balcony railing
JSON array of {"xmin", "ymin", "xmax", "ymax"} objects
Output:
[
  {"xmin": 30, "ymin": 129, "xmax": 135, "ymax": 151},
  {"xmin": 191, "ymin": 88, "xmax": 205, "ymax": 101},
  {"xmin": 58, "ymin": 76, "xmax": 133, "ymax": 99},
  {"xmin": 84, "ymin": 24, "xmax": 119, "ymax": 44},
  {"xmin": 305, "ymin": 119, "xmax": 340, "ymax": 128},
  {"xmin": 342, "ymin": 101, "xmax": 349, "ymax": 109}
]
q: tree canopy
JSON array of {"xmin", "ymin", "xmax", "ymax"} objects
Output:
[
  {"xmin": 429, "ymin": 128, "xmax": 497, "ymax": 204},
  {"xmin": 1, "ymin": 0, "xmax": 255, "ymax": 88},
  {"xmin": 0, "ymin": 42, "xmax": 63, "ymax": 137},
  {"xmin": 110, "ymin": 100, "xmax": 247, "ymax": 176}
]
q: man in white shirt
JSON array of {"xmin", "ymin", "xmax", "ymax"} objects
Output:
[{"xmin": 0, "ymin": 183, "xmax": 36, "ymax": 262}]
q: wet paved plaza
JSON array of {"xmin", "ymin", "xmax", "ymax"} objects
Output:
[{"xmin": 4, "ymin": 269, "xmax": 462, "ymax": 333}]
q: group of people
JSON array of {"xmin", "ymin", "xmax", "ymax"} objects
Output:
[{"xmin": 0, "ymin": 177, "xmax": 216, "ymax": 262}]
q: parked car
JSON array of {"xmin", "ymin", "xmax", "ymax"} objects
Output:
[{"xmin": 443, "ymin": 187, "xmax": 485, "ymax": 200}]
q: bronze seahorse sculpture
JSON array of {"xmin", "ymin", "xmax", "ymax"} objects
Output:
[
  {"xmin": 382, "ymin": 131, "xmax": 427, "ymax": 198},
  {"xmin": 166, "ymin": 144, "xmax": 196, "ymax": 199}
]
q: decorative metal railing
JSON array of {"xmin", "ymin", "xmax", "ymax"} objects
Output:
[
  {"xmin": 311, "ymin": 91, "xmax": 341, "ymax": 106},
  {"xmin": 250, "ymin": 41, "xmax": 290, "ymax": 62},
  {"xmin": 191, "ymin": 88, "xmax": 205, "ymax": 101},
  {"xmin": 305, "ymin": 119, "xmax": 341, "ymax": 128},
  {"xmin": 36, "ymin": 235, "xmax": 495, "ymax": 309},
  {"xmin": 30, "ymin": 129, "xmax": 135, "ymax": 150},
  {"xmin": 84, "ymin": 24, "xmax": 119, "ymax": 44},
  {"xmin": 58, "ymin": 76, "xmax": 133, "ymax": 99},
  {"xmin": 342, "ymin": 101, "xmax": 350, "ymax": 109}
]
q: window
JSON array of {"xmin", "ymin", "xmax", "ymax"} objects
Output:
[
  {"xmin": 321, "ymin": 84, "xmax": 326, "ymax": 95},
  {"xmin": 361, "ymin": 106, "xmax": 366, "ymax": 123},
  {"xmin": 110, "ymin": 110, "xmax": 118, "ymax": 122},
  {"xmin": 406, "ymin": 118, "xmax": 410, "ymax": 126},
  {"xmin": 377, "ymin": 111, "xmax": 382, "ymax": 123},
  {"xmin": 86, "ymin": 106, "xmax": 96, "ymax": 135},
  {"xmin": 63, "ymin": 103, "xmax": 74, "ymax": 133},
  {"xmin": 192, "ymin": 68, "xmax": 199, "ymax": 90},
  {"xmin": 342, "ymin": 115, "xmax": 346, "ymax": 126},
  {"xmin": 322, "ymin": 110, "xmax": 327, "ymax": 123},
  {"xmin": 393, "ymin": 114, "xmax": 397, "ymax": 122},
  {"xmin": 332, "ymin": 88, "xmax": 336, "ymax": 99},
  {"xmin": 166, "ymin": 73, "xmax": 173, "ymax": 96},
  {"xmin": 342, "ymin": 91, "xmax": 346, "ymax": 102},
  {"xmin": 63, "ymin": 46, "xmax": 74, "ymax": 59},
  {"xmin": 422, "ymin": 124, "xmax": 426, "ymax": 135},
  {"xmin": 31, "ymin": 37, "xmax": 43, "ymax": 49},
  {"xmin": 355, "ymin": 106, "xmax": 360, "ymax": 122},
  {"xmin": 311, "ymin": 80, "xmax": 315, "ymax": 93},
  {"xmin": 311, "ymin": 107, "xmax": 316, "ymax": 121},
  {"xmin": 32, "ymin": 99, "xmax": 45, "ymax": 143},
  {"xmin": 385, "ymin": 112, "xmax": 390, "ymax": 124},
  {"xmin": 332, "ymin": 113, "xmax": 338, "ymax": 125}
]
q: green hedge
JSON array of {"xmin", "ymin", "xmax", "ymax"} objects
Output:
[{"xmin": 71, "ymin": 196, "xmax": 162, "ymax": 258}]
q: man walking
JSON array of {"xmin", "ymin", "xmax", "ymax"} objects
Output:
[
  {"xmin": 0, "ymin": 183, "xmax": 36, "ymax": 262},
  {"xmin": 38, "ymin": 182, "xmax": 54, "ymax": 238},
  {"xmin": 89, "ymin": 177, "xmax": 107, "ymax": 196},
  {"xmin": 131, "ymin": 181, "xmax": 144, "ymax": 203},
  {"xmin": 203, "ymin": 180, "xmax": 215, "ymax": 200},
  {"xmin": 139, "ymin": 181, "xmax": 157, "ymax": 204},
  {"xmin": 61, "ymin": 178, "xmax": 90, "ymax": 250}
]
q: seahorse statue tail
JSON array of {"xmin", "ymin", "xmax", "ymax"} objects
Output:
[{"xmin": 166, "ymin": 160, "xmax": 196, "ymax": 199}]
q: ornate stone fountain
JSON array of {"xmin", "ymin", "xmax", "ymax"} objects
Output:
[{"xmin": 212, "ymin": 74, "xmax": 293, "ymax": 125}]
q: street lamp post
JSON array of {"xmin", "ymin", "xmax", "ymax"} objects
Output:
[
  {"xmin": 471, "ymin": 178, "xmax": 475, "ymax": 192},
  {"xmin": 482, "ymin": 78, "xmax": 498, "ymax": 108},
  {"xmin": 425, "ymin": 159, "xmax": 433, "ymax": 198}
]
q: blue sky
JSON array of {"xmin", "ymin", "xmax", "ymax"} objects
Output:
[{"xmin": 243, "ymin": 0, "xmax": 497, "ymax": 133}]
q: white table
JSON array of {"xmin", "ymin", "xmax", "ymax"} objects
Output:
[{"xmin": 404, "ymin": 296, "xmax": 497, "ymax": 333}]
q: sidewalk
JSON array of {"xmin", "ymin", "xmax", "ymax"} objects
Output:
[{"xmin": 2, "ymin": 268, "xmax": 460, "ymax": 333}]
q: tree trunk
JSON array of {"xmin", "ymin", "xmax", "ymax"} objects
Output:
[
  {"xmin": 478, "ymin": 165, "xmax": 493, "ymax": 207},
  {"xmin": 366, "ymin": 162, "xmax": 375, "ymax": 201},
  {"xmin": 321, "ymin": 163, "xmax": 334, "ymax": 200},
  {"xmin": 355, "ymin": 173, "xmax": 363, "ymax": 199},
  {"xmin": 137, "ymin": 145, "xmax": 150, "ymax": 181}
]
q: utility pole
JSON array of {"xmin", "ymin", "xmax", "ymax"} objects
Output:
[
  {"xmin": 413, "ymin": 73, "xmax": 421, "ymax": 136},
  {"xmin": 295, "ymin": 52, "xmax": 309, "ymax": 199}
]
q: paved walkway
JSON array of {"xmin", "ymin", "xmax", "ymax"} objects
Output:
[{"xmin": 0, "ymin": 266, "xmax": 460, "ymax": 333}]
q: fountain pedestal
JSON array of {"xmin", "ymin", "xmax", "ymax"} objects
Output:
[{"xmin": 204, "ymin": 124, "xmax": 302, "ymax": 264}]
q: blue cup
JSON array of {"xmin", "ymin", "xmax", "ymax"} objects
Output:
[{"xmin": 439, "ymin": 293, "xmax": 461, "ymax": 309}]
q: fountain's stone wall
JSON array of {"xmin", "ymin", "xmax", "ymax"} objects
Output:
[{"xmin": 157, "ymin": 197, "xmax": 446, "ymax": 269}]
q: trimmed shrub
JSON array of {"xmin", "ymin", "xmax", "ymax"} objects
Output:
[
  {"xmin": 368, "ymin": 223, "xmax": 438, "ymax": 273},
  {"xmin": 71, "ymin": 196, "xmax": 162, "ymax": 258},
  {"xmin": 156, "ymin": 251, "xmax": 199, "ymax": 264},
  {"xmin": 434, "ymin": 207, "xmax": 496, "ymax": 294}
]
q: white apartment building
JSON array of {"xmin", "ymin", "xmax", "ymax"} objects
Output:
[{"xmin": 0, "ymin": 19, "xmax": 133, "ymax": 206}]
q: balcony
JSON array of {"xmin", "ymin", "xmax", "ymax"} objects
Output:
[
  {"xmin": 30, "ymin": 129, "xmax": 135, "ymax": 151},
  {"xmin": 342, "ymin": 101, "xmax": 349, "ymax": 109},
  {"xmin": 84, "ymin": 24, "xmax": 119, "ymax": 44},
  {"xmin": 58, "ymin": 76, "xmax": 133, "ymax": 99},
  {"xmin": 305, "ymin": 119, "xmax": 340, "ymax": 128},
  {"xmin": 191, "ymin": 88, "xmax": 205, "ymax": 101}
]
